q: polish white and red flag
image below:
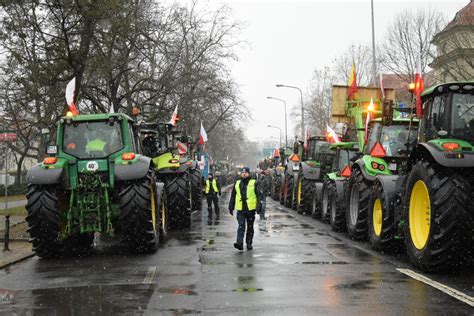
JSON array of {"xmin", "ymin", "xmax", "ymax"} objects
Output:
[
  {"xmin": 414, "ymin": 55, "xmax": 425, "ymax": 118},
  {"xmin": 65, "ymin": 77, "xmax": 79, "ymax": 115},
  {"xmin": 303, "ymin": 127, "xmax": 310, "ymax": 150},
  {"xmin": 168, "ymin": 105, "xmax": 179, "ymax": 126},
  {"xmin": 176, "ymin": 141, "xmax": 187, "ymax": 155},
  {"xmin": 365, "ymin": 98, "xmax": 373, "ymax": 144},
  {"xmin": 199, "ymin": 121, "xmax": 208, "ymax": 145},
  {"xmin": 327, "ymin": 125, "xmax": 341, "ymax": 143}
]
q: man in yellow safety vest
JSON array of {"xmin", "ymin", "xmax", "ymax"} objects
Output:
[
  {"xmin": 228, "ymin": 167, "xmax": 263, "ymax": 250},
  {"xmin": 205, "ymin": 173, "xmax": 221, "ymax": 218}
]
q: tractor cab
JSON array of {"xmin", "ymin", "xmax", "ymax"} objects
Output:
[{"xmin": 419, "ymin": 82, "xmax": 474, "ymax": 145}]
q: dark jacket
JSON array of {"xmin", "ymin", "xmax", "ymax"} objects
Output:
[{"xmin": 228, "ymin": 176, "xmax": 263, "ymax": 212}]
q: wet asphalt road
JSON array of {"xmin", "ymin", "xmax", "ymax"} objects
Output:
[{"xmin": 1, "ymin": 191, "xmax": 473, "ymax": 315}]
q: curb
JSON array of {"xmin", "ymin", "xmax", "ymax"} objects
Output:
[{"xmin": 0, "ymin": 251, "xmax": 35, "ymax": 269}]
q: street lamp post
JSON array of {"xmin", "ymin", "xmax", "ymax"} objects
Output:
[
  {"xmin": 266, "ymin": 96, "xmax": 288, "ymax": 148},
  {"xmin": 267, "ymin": 125, "xmax": 282, "ymax": 148},
  {"xmin": 276, "ymin": 84, "xmax": 304, "ymax": 140}
]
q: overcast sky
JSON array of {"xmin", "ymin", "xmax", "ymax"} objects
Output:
[{"xmin": 201, "ymin": 0, "xmax": 467, "ymax": 146}]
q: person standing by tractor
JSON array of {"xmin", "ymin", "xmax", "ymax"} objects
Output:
[
  {"xmin": 205, "ymin": 173, "xmax": 221, "ymax": 219},
  {"xmin": 228, "ymin": 167, "xmax": 263, "ymax": 250}
]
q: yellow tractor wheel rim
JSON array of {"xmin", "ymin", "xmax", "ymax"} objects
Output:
[
  {"xmin": 373, "ymin": 198, "xmax": 383, "ymax": 237},
  {"xmin": 161, "ymin": 198, "xmax": 166, "ymax": 231},
  {"xmin": 409, "ymin": 180, "xmax": 431, "ymax": 250},
  {"xmin": 297, "ymin": 179, "xmax": 302, "ymax": 205},
  {"xmin": 151, "ymin": 186, "xmax": 157, "ymax": 232}
]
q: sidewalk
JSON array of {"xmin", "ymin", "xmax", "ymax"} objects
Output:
[{"xmin": 0, "ymin": 216, "xmax": 33, "ymax": 269}]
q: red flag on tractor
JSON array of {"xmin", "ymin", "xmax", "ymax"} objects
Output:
[
  {"xmin": 414, "ymin": 55, "xmax": 425, "ymax": 118},
  {"xmin": 65, "ymin": 77, "xmax": 79, "ymax": 116},
  {"xmin": 326, "ymin": 125, "xmax": 341, "ymax": 144},
  {"xmin": 347, "ymin": 63, "xmax": 358, "ymax": 100},
  {"xmin": 303, "ymin": 127, "xmax": 310, "ymax": 150},
  {"xmin": 168, "ymin": 105, "xmax": 179, "ymax": 126}
]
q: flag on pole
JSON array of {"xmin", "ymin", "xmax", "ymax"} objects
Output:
[
  {"xmin": 199, "ymin": 121, "xmax": 208, "ymax": 145},
  {"xmin": 65, "ymin": 77, "xmax": 79, "ymax": 115},
  {"xmin": 168, "ymin": 105, "xmax": 179, "ymax": 126},
  {"xmin": 365, "ymin": 98, "xmax": 374, "ymax": 144},
  {"xmin": 176, "ymin": 141, "xmax": 187, "ymax": 155},
  {"xmin": 379, "ymin": 73, "xmax": 385, "ymax": 99},
  {"xmin": 414, "ymin": 55, "xmax": 424, "ymax": 118},
  {"xmin": 303, "ymin": 127, "xmax": 310, "ymax": 150},
  {"xmin": 347, "ymin": 63, "xmax": 358, "ymax": 100},
  {"xmin": 326, "ymin": 125, "xmax": 341, "ymax": 144},
  {"xmin": 109, "ymin": 104, "xmax": 115, "ymax": 114}
]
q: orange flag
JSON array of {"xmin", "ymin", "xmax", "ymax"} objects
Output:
[{"xmin": 347, "ymin": 63, "xmax": 358, "ymax": 100}]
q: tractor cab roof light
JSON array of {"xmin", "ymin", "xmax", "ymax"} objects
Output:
[{"xmin": 66, "ymin": 111, "xmax": 74, "ymax": 117}]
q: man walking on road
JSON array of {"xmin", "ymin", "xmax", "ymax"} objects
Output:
[
  {"xmin": 228, "ymin": 167, "xmax": 263, "ymax": 250},
  {"xmin": 205, "ymin": 173, "xmax": 221, "ymax": 218}
]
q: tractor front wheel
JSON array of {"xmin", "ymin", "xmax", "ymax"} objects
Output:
[
  {"xmin": 190, "ymin": 169, "xmax": 202, "ymax": 211},
  {"xmin": 329, "ymin": 182, "xmax": 346, "ymax": 232},
  {"xmin": 404, "ymin": 160, "xmax": 473, "ymax": 271},
  {"xmin": 320, "ymin": 180, "xmax": 332, "ymax": 223},
  {"xmin": 166, "ymin": 174, "xmax": 192, "ymax": 230},
  {"xmin": 368, "ymin": 181, "xmax": 397, "ymax": 252},
  {"xmin": 297, "ymin": 178, "xmax": 313, "ymax": 215},
  {"xmin": 346, "ymin": 168, "xmax": 370, "ymax": 240}
]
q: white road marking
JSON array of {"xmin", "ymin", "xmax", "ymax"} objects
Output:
[
  {"xmin": 397, "ymin": 268, "xmax": 474, "ymax": 307},
  {"xmin": 143, "ymin": 266, "xmax": 157, "ymax": 284}
]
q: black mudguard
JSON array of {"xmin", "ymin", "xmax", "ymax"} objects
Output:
[
  {"xmin": 354, "ymin": 159, "xmax": 376, "ymax": 182},
  {"xmin": 416, "ymin": 143, "xmax": 474, "ymax": 168},
  {"xmin": 300, "ymin": 162, "xmax": 321, "ymax": 180},
  {"xmin": 375, "ymin": 174, "xmax": 406, "ymax": 223},
  {"xmin": 115, "ymin": 155, "xmax": 151, "ymax": 181},
  {"xmin": 314, "ymin": 182, "xmax": 323, "ymax": 200},
  {"xmin": 27, "ymin": 164, "xmax": 64, "ymax": 185}
]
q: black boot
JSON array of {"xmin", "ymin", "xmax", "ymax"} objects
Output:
[
  {"xmin": 234, "ymin": 242, "xmax": 243, "ymax": 250},
  {"xmin": 246, "ymin": 244, "xmax": 253, "ymax": 250}
]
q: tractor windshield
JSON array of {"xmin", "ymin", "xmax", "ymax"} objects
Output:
[
  {"xmin": 451, "ymin": 93, "xmax": 474, "ymax": 142},
  {"xmin": 308, "ymin": 140, "xmax": 330, "ymax": 160},
  {"xmin": 379, "ymin": 125, "xmax": 417, "ymax": 157},
  {"xmin": 63, "ymin": 120, "xmax": 124, "ymax": 159}
]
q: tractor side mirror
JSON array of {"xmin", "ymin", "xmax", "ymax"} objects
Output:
[{"xmin": 47, "ymin": 145, "xmax": 57, "ymax": 156}]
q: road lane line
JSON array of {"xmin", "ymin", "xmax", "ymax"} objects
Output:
[
  {"xmin": 143, "ymin": 266, "xmax": 157, "ymax": 284},
  {"xmin": 397, "ymin": 268, "xmax": 474, "ymax": 307}
]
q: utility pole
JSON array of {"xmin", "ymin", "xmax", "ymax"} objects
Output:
[{"xmin": 371, "ymin": 0, "xmax": 377, "ymax": 86}]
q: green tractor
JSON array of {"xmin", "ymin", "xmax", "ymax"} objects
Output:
[
  {"xmin": 26, "ymin": 113, "xmax": 165, "ymax": 257},
  {"xmin": 347, "ymin": 112, "xmax": 418, "ymax": 241},
  {"xmin": 139, "ymin": 122, "xmax": 193, "ymax": 230},
  {"xmin": 321, "ymin": 142, "xmax": 358, "ymax": 231},
  {"xmin": 295, "ymin": 136, "xmax": 333, "ymax": 215},
  {"xmin": 371, "ymin": 81, "xmax": 474, "ymax": 271}
]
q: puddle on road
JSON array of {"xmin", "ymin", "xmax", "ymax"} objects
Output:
[
  {"xmin": 234, "ymin": 263, "xmax": 254, "ymax": 268},
  {"xmin": 331, "ymin": 279, "xmax": 377, "ymax": 290},
  {"xmin": 199, "ymin": 247, "xmax": 219, "ymax": 252},
  {"xmin": 163, "ymin": 309, "xmax": 201, "ymax": 314},
  {"xmin": 232, "ymin": 288, "xmax": 263, "ymax": 292}
]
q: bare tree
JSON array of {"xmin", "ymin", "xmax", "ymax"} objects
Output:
[
  {"xmin": 379, "ymin": 8, "xmax": 445, "ymax": 83},
  {"xmin": 333, "ymin": 44, "xmax": 375, "ymax": 86}
]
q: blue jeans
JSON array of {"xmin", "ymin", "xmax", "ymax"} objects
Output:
[{"xmin": 236, "ymin": 210, "xmax": 255, "ymax": 245}]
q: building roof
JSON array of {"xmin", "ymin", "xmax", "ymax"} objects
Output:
[{"xmin": 439, "ymin": 1, "xmax": 473, "ymax": 33}]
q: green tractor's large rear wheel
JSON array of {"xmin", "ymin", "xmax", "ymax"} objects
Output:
[
  {"xmin": 119, "ymin": 169, "xmax": 160, "ymax": 253},
  {"xmin": 368, "ymin": 181, "xmax": 397, "ymax": 252},
  {"xmin": 26, "ymin": 185, "xmax": 94, "ymax": 258},
  {"xmin": 346, "ymin": 168, "xmax": 370, "ymax": 240},
  {"xmin": 166, "ymin": 174, "xmax": 192, "ymax": 230},
  {"xmin": 190, "ymin": 168, "xmax": 202, "ymax": 211},
  {"xmin": 404, "ymin": 160, "xmax": 473, "ymax": 271},
  {"xmin": 297, "ymin": 178, "xmax": 313, "ymax": 215}
]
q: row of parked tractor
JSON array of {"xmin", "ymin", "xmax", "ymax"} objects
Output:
[
  {"xmin": 26, "ymin": 112, "xmax": 207, "ymax": 258},
  {"xmin": 268, "ymin": 81, "xmax": 474, "ymax": 272}
]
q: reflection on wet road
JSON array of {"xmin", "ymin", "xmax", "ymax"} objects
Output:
[{"xmin": 1, "ymin": 193, "xmax": 473, "ymax": 314}]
